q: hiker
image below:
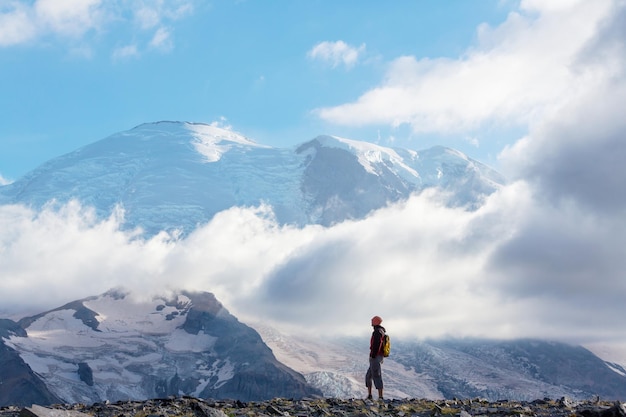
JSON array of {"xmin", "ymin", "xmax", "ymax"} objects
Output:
[{"xmin": 365, "ymin": 315, "xmax": 386, "ymax": 401}]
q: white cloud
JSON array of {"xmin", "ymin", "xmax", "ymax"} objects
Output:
[
  {"xmin": 0, "ymin": 174, "xmax": 12, "ymax": 185},
  {"xmin": 34, "ymin": 0, "xmax": 103, "ymax": 37},
  {"xmin": 0, "ymin": 2, "xmax": 37, "ymax": 46},
  {"xmin": 0, "ymin": 0, "xmax": 194, "ymax": 53},
  {"xmin": 315, "ymin": 1, "xmax": 615, "ymax": 134},
  {"xmin": 0, "ymin": 0, "xmax": 102, "ymax": 46},
  {"xmin": 149, "ymin": 26, "xmax": 173, "ymax": 51},
  {"xmin": 134, "ymin": 1, "xmax": 193, "ymax": 29},
  {"xmin": 498, "ymin": 0, "xmax": 626, "ymax": 211},
  {"xmin": 112, "ymin": 44, "xmax": 139, "ymax": 60},
  {"xmin": 2, "ymin": 178, "xmax": 625, "ymax": 347},
  {"xmin": 308, "ymin": 40, "xmax": 366, "ymax": 70},
  {"xmin": 209, "ymin": 116, "xmax": 233, "ymax": 130},
  {"xmin": 135, "ymin": 3, "xmax": 163, "ymax": 30}
]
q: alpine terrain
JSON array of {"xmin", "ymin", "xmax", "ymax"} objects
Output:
[
  {"xmin": 2, "ymin": 289, "xmax": 626, "ymax": 407},
  {"xmin": 0, "ymin": 289, "xmax": 319, "ymax": 406},
  {"xmin": 0, "ymin": 121, "xmax": 505, "ymax": 236},
  {"xmin": 1, "ymin": 121, "xmax": 625, "ymax": 405},
  {"xmin": 257, "ymin": 326, "xmax": 626, "ymax": 402}
]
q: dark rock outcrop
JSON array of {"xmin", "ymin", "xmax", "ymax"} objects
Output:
[
  {"xmin": 76, "ymin": 363, "xmax": 93, "ymax": 387},
  {"xmin": 182, "ymin": 291, "xmax": 320, "ymax": 401},
  {"xmin": 0, "ymin": 320, "xmax": 60, "ymax": 407}
]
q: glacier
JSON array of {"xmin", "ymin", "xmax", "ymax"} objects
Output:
[{"xmin": 0, "ymin": 121, "xmax": 506, "ymax": 236}]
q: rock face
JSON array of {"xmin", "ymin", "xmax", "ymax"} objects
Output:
[
  {"xmin": 0, "ymin": 290, "xmax": 320, "ymax": 406},
  {"xmin": 174, "ymin": 292, "xmax": 317, "ymax": 401},
  {"xmin": 0, "ymin": 122, "xmax": 505, "ymax": 236},
  {"xmin": 0, "ymin": 320, "xmax": 60, "ymax": 407}
]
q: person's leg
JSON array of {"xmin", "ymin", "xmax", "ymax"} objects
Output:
[
  {"xmin": 371, "ymin": 356, "xmax": 384, "ymax": 399},
  {"xmin": 365, "ymin": 366, "xmax": 373, "ymax": 399}
]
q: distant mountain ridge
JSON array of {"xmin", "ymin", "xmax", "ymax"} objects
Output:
[
  {"xmin": 0, "ymin": 289, "xmax": 319, "ymax": 406},
  {"xmin": 0, "ymin": 121, "xmax": 505, "ymax": 236},
  {"xmin": 257, "ymin": 327, "xmax": 626, "ymax": 402},
  {"xmin": 3, "ymin": 290, "xmax": 626, "ymax": 407}
]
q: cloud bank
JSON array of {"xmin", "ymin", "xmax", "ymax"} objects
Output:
[
  {"xmin": 314, "ymin": 0, "xmax": 617, "ymax": 134},
  {"xmin": 1, "ymin": 167, "xmax": 625, "ymax": 347}
]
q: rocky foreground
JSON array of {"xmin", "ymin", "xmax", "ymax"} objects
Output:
[{"xmin": 2, "ymin": 397, "xmax": 626, "ymax": 417}]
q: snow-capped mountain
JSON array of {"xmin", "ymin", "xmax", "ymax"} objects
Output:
[
  {"xmin": 256, "ymin": 326, "xmax": 626, "ymax": 402},
  {"xmin": 0, "ymin": 289, "xmax": 319, "ymax": 406},
  {"xmin": 4, "ymin": 290, "xmax": 626, "ymax": 408},
  {"xmin": 0, "ymin": 121, "xmax": 505, "ymax": 236}
]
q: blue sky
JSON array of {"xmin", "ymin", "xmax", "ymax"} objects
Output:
[{"xmin": 1, "ymin": 1, "xmax": 514, "ymax": 181}]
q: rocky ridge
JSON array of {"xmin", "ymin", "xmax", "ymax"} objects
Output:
[
  {"xmin": 2, "ymin": 396, "xmax": 626, "ymax": 417},
  {"xmin": 0, "ymin": 290, "xmax": 319, "ymax": 406}
]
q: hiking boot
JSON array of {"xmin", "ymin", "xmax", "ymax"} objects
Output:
[{"xmin": 366, "ymin": 395, "xmax": 373, "ymax": 400}]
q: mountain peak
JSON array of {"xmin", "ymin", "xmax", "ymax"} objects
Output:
[
  {"xmin": 3, "ymin": 288, "xmax": 319, "ymax": 404},
  {"xmin": 0, "ymin": 122, "xmax": 506, "ymax": 235},
  {"xmin": 129, "ymin": 121, "xmax": 264, "ymax": 163},
  {"xmin": 298, "ymin": 135, "xmax": 419, "ymax": 177},
  {"xmin": 305, "ymin": 134, "xmax": 414, "ymax": 161}
]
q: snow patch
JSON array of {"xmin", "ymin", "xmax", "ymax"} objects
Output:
[
  {"xmin": 22, "ymin": 311, "xmax": 105, "ymax": 349},
  {"xmin": 186, "ymin": 123, "xmax": 266, "ymax": 163},
  {"xmin": 319, "ymin": 135, "xmax": 420, "ymax": 179},
  {"xmin": 84, "ymin": 295, "xmax": 187, "ymax": 335},
  {"xmin": 165, "ymin": 329, "xmax": 216, "ymax": 352},
  {"xmin": 212, "ymin": 359, "xmax": 235, "ymax": 388}
]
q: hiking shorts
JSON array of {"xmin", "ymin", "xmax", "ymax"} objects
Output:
[{"xmin": 365, "ymin": 355, "xmax": 384, "ymax": 389}]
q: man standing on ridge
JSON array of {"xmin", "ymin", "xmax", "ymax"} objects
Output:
[{"xmin": 365, "ymin": 315, "xmax": 386, "ymax": 401}]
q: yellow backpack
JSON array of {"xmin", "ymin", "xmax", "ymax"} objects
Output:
[{"xmin": 383, "ymin": 334, "xmax": 391, "ymax": 357}]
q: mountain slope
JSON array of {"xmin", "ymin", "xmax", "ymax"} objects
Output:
[
  {"xmin": 0, "ymin": 320, "xmax": 61, "ymax": 407},
  {"xmin": 255, "ymin": 326, "xmax": 626, "ymax": 401},
  {"xmin": 1, "ymin": 289, "xmax": 319, "ymax": 406},
  {"xmin": 0, "ymin": 121, "xmax": 505, "ymax": 236},
  {"xmin": 5, "ymin": 295, "xmax": 626, "ymax": 406},
  {"xmin": 398, "ymin": 338, "xmax": 626, "ymax": 401}
]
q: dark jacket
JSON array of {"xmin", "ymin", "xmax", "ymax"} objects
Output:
[{"xmin": 370, "ymin": 325, "xmax": 386, "ymax": 358}]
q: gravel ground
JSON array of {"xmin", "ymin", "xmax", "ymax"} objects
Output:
[{"xmin": 2, "ymin": 396, "xmax": 625, "ymax": 417}]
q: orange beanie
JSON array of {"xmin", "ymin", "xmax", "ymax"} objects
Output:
[{"xmin": 371, "ymin": 316, "xmax": 383, "ymax": 326}]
